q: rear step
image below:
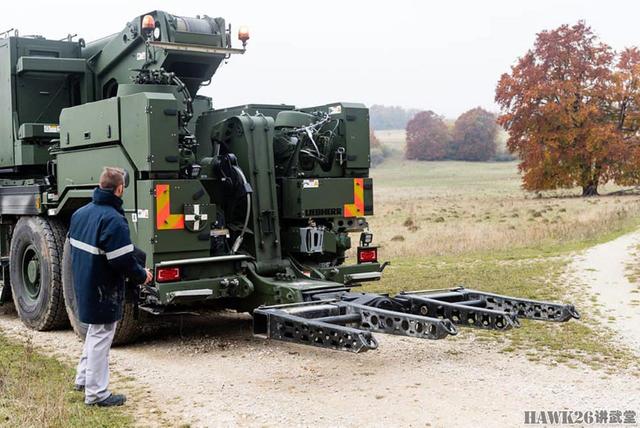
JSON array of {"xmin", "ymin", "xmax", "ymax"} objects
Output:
[{"xmin": 253, "ymin": 287, "xmax": 579, "ymax": 353}]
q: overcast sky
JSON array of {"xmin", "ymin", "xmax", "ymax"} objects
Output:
[{"xmin": 4, "ymin": 1, "xmax": 640, "ymax": 118}]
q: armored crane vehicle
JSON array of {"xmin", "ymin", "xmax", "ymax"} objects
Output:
[{"xmin": 0, "ymin": 12, "xmax": 579, "ymax": 351}]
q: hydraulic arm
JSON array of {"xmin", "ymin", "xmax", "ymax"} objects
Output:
[{"xmin": 254, "ymin": 287, "xmax": 580, "ymax": 353}]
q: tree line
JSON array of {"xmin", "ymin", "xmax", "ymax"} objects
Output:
[
  {"xmin": 370, "ymin": 105, "xmax": 419, "ymax": 130},
  {"xmin": 405, "ymin": 107, "xmax": 501, "ymax": 162}
]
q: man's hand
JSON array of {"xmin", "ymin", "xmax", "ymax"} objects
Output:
[{"xmin": 143, "ymin": 268, "xmax": 153, "ymax": 285}]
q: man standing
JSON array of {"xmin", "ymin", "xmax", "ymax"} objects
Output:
[{"xmin": 69, "ymin": 167, "xmax": 152, "ymax": 407}]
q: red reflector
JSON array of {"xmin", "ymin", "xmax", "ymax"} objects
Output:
[
  {"xmin": 156, "ymin": 267, "xmax": 181, "ymax": 283},
  {"xmin": 357, "ymin": 247, "xmax": 378, "ymax": 264}
]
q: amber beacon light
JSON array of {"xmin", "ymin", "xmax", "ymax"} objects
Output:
[
  {"xmin": 142, "ymin": 14, "xmax": 155, "ymax": 30},
  {"xmin": 238, "ymin": 25, "xmax": 250, "ymax": 48}
]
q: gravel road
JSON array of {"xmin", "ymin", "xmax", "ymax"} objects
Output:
[
  {"xmin": 2, "ymin": 232, "xmax": 640, "ymax": 427},
  {"xmin": 567, "ymin": 231, "xmax": 640, "ymax": 354}
]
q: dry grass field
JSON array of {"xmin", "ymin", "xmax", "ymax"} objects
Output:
[{"xmin": 370, "ymin": 130, "xmax": 640, "ymax": 260}]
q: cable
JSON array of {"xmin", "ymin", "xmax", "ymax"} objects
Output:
[{"xmin": 231, "ymin": 165, "xmax": 251, "ymax": 253}]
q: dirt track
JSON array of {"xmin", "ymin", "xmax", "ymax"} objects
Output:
[
  {"xmin": 567, "ymin": 231, "xmax": 640, "ymax": 354},
  {"xmin": 2, "ymin": 232, "xmax": 640, "ymax": 427}
]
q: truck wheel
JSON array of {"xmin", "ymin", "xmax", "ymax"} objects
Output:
[
  {"xmin": 62, "ymin": 239, "xmax": 142, "ymax": 345},
  {"xmin": 9, "ymin": 217, "xmax": 69, "ymax": 330}
]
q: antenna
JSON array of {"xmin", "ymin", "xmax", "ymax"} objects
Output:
[
  {"xmin": 59, "ymin": 33, "xmax": 77, "ymax": 42},
  {"xmin": 0, "ymin": 28, "xmax": 15, "ymax": 38}
]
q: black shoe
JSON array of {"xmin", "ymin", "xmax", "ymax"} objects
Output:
[
  {"xmin": 89, "ymin": 394, "xmax": 127, "ymax": 407},
  {"xmin": 74, "ymin": 384, "xmax": 85, "ymax": 392}
]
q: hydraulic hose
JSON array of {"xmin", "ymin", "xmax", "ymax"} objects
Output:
[{"xmin": 231, "ymin": 165, "xmax": 251, "ymax": 253}]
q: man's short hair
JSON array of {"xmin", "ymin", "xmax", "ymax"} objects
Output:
[{"xmin": 99, "ymin": 167, "xmax": 125, "ymax": 191}]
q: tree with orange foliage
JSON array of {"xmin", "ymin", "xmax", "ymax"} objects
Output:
[
  {"xmin": 495, "ymin": 22, "xmax": 640, "ymax": 196},
  {"xmin": 450, "ymin": 107, "xmax": 498, "ymax": 161},
  {"xmin": 608, "ymin": 47, "xmax": 640, "ymax": 185},
  {"xmin": 405, "ymin": 111, "xmax": 450, "ymax": 161}
]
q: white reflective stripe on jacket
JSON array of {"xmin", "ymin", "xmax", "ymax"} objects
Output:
[{"xmin": 70, "ymin": 238, "xmax": 134, "ymax": 260}]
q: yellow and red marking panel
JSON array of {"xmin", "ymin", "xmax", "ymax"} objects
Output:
[
  {"xmin": 155, "ymin": 184, "xmax": 185, "ymax": 230},
  {"xmin": 343, "ymin": 178, "xmax": 365, "ymax": 218}
]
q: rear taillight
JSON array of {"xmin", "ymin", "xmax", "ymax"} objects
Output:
[
  {"xmin": 357, "ymin": 247, "xmax": 378, "ymax": 264},
  {"xmin": 156, "ymin": 267, "xmax": 181, "ymax": 283}
]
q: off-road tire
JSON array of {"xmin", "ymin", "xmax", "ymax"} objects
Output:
[
  {"xmin": 62, "ymin": 238, "xmax": 142, "ymax": 345},
  {"xmin": 10, "ymin": 216, "xmax": 69, "ymax": 330}
]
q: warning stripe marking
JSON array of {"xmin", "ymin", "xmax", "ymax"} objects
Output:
[
  {"xmin": 343, "ymin": 178, "xmax": 365, "ymax": 218},
  {"xmin": 156, "ymin": 184, "xmax": 185, "ymax": 230}
]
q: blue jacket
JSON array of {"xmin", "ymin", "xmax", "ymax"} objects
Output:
[{"xmin": 69, "ymin": 188, "xmax": 147, "ymax": 324}]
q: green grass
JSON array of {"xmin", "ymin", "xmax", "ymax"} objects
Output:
[{"xmin": 0, "ymin": 332, "xmax": 132, "ymax": 428}]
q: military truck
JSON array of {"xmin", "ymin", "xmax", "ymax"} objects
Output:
[{"xmin": 0, "ymin": 11, "xmax": 579, "ymax": 351}]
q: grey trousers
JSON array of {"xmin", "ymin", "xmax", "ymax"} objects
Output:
[{"xmin": 75, "ymin": 322, "xmax": 117, "ymax": 404}]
